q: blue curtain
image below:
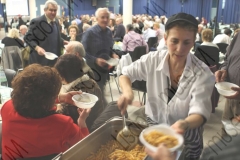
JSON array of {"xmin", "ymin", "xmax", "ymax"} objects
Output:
[
  {"xmin": 164, "ymin": 0, "xmax": 181, "ymax": 17},
  {"xmin": 201, "ymin": 0, "xmax": 212, "ymax": 22},
  {"xmin": 181, "ymin": 0, "xmax": 202, "ymax": 17},
  {"xmin": 74, "ymin": 0, "xmax": 96, "ymax": 16},
  {"xmin": 223, "ymin": 0, "xmax": 240, "ymax": 24},
  {"xmin": 217, "ymin": 0, "xmax": 223, "ymax": 23},
  {"xmin": 133, "ymin": 0, "xmax": 148, "ymax": 15},
  {"xmin": 148, "ymin": 0, "xmax": 165, "ymax": 17},
  {"xmin": 119, "ymin": 0, "xmax": 123, "ymax": 14}
]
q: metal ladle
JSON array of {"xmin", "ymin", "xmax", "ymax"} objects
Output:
[{"xmin": 116, "ymin": 113, "xmax": 138, "ymax": 150}]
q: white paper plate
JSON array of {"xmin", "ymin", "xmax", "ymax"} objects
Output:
[
  {"xmin": 106, "ymin": 58, "xmax": 119, "ymax": 66},
  {"xmin": 44, "ymin": 52, "xmax": 58, "ymax": 60}
]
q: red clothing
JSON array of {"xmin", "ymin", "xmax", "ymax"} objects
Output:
[{"xmin": 1, "ymin": 100, "xmax": 89, "ymax": 160}]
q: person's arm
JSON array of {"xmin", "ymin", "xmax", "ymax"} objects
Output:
[
  {"xmin": 118, "ymin": 75, "xmax": 134, "ymax": 115},
  {"xmin": 81, "ymin": 30, "xmax": 97, "ymax": 64},
  {"xmin": 143, "ymin": 39, "xmax": 149, "ymax": 53},
  {"xmin": 172, "ymin": 63, "xmax": 215, "ymax": 134}
]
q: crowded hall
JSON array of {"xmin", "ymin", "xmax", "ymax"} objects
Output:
[{"xmin": 0, "ymin": 0, "xmax": 240, "ymax": 159}]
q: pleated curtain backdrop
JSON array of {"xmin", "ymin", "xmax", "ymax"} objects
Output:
[{"xmin": 222, "ymin": 0, "xmax": 240, "ymax": 24}]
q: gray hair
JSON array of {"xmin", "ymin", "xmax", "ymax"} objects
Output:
[
  {"xmin": 44, "ymin": 0, "xmax": 58, "ymax": 10},
  {"xmin": 20, "ymin": 25, "xmax": 28, "ymax": 30},
  {"xmin": 69, "ymin": 41, "xmax": 86, "ymax": 57},
  {"xmin": 83, "ymin": 23, "xmax": 91, "ymax": 32},
  {"xmin": 95, "ymin": 8, "xmax": 110, "ymax": 18}
]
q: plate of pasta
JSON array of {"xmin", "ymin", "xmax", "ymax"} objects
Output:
[{"xmin": 139, "ymin": 124, "xmax": 184, "ymax": 152}]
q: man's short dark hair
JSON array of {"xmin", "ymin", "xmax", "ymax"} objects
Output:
[{"xmin": 224, "ymin": 28, "xmax": 233, "ymax": 36}]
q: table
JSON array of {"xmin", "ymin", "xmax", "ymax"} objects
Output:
[{"xmin": 0, "ymin": 86, "xmax": 12, "ymax": 104}]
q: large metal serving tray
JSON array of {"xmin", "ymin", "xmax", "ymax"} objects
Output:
[{"xmin": 53, "ymin": 117, "xmax": 147, "ymax": 160}]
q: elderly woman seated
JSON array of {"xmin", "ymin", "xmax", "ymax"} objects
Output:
[
  {"xmin": 55, "ymin": 54, "xmax": 104, "ymax": 129},
  {"xmin": 2, "ymin": 28, "xmax": 24, "ymax": 48},
  {"xmin": 194, "ymin": 28, "xmax": 220, "ymax": 67},
  {"xmin": 1, "ymin": 64, "xmax": 89, "ymax": 159}
]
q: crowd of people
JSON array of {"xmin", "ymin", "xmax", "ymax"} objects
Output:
[{"xmin": 1, "ymin": 0, "xmax": 240, "ymax": 159}]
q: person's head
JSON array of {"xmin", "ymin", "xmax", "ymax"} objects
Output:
[
  {"xmin": 115, "ymin": 18, "xmax": 122, "ymax": 25},
  {"xmin": 8, "ymin": 28, "xmax": 20, "ymax": 38},
  {"xmin": 68, "ymin": 25, "xmax": 79, "ymax": 36},
  {"xmin": 224, "ymin": 28, "xmax": 233, "ymax": 37},
  {"xmin": 65, "ymin": 41, "xmax": 86, "ymax": 59},
  {"xmin": 126, "ymin": 24, "xmax": 134, "ymax": 32},
  {"xmin": 54, "ymin": 54, "xmax": 84, "ymax": 84},
  {"xmin": 201, "ymin": 29, "xmax": 213, "ymax": 42},
  {"xmin": 71, "ymin": 20, "xmax": 77, "ymax": 25},
  {"xmin": 109, "ymin": 19, "xmax": 116, "ymax": 27},
  {"xmin": 81, "ymin": 15, "xmax": 88, "ymax": 23},
  {"xmin": 19, "ymin": 25, "xmax": 28, "ymax": 35},
  {"xmin": 144, "ymin": 21, "xmax": 151, "ymax": 30},
  {"xmin": 164, "ymin": 13, "xmax": 198, "ymax": 61},
  {"xmin": 153, "ymin": 23, "xmax": 160, "ymax": 30},
  {"xmin": 95, "ymin": 8, "xmax": 110, "ymax": 29},
  {"xmin": 83, "ymin": 23, "xmax": 91, "ymax": 32},
  {"xmin": 12, "ymin": 64, "xmax": 61, "ymax": 118},
  {"xmin": 44, "ymin": 0, "xmax": 58, "ymax": 21}
]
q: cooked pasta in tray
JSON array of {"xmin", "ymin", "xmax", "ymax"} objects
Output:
[
  {"xmin": 85, "ymin": 140, "xmax": 146, "ymax": 160},
  {"xmin": 143, "ymin": 130, "xmax": 178, "ymax": 148}
]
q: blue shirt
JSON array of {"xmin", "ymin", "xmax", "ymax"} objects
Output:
[{"xmin": 82, "ymin": 25, "xmax": 113, "ymax": 64}]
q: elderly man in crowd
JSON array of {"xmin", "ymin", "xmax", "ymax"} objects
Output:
[
  {"xmin": 24, "ymin": 0, "xmax": 67, "ymax": 66},
  {"xmin": 113, "ymin": 17, "xmax": 126, "ymax": 42},
  {"xmin": 142, "ymin": 20, "xmax": 156, "ymax": 42},
  {"xmin": 64, "ymin": 41, "xmax": 94, "ymax": 79},
  {"xmin": 213, "ymin": 28, "xmax": 232, "ymax": 45},
  {"xmin": 82, "ymin": 8, "xmax": 118, "ymax": 105},
  {"xmin": 19, "ymin": 25, "xmax": 28, "ymax": 40}
]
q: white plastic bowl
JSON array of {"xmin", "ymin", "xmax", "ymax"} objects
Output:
[
  {"xmin": 215, "ymin": 82, "xmax": 239, "ymax": 96},
  {"xmin": 72, "ymin": 93, "xmax": 98, "ymax": 109},
  {"xmin": 139, "ymin": 124, "xmax": 184, "ymax": 152}
]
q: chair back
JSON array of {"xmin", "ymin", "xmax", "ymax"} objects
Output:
[
  {"xmin": 130, "ymin": 46, "xmax": 147, "ymax": 62},
  {"xmin": 216, "ymin": 43, "xmax": 228, "ymax": 54},
  {"xmin": 147, "ymin": 37, "xmax": 158, "ymax": 49},
  {"xmin": 194, "ymin": 45, "xmax": 220, "ymax": 67},
  {"xmin": 4, "ymin": 69, "xmax": 16, "ymax": 87},
  {"xmin": 1, "ymin": 46, "xmax": 23, "ymax": 71},
  {"xmin": 129, "ymin": 46, "xmax": 147, "ymax": 94}
]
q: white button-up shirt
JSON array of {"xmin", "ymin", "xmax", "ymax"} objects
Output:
[{"xmin": 122, "ymin": 50, "xmax": 215, "ymax": 125}]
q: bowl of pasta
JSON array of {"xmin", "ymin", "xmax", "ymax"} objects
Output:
[{"xmin": 139, "ymin": 124, "xmax": 184, "ymax": 152}]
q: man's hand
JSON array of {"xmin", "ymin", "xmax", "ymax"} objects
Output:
[
  {"xmin": 225, "ymin": 87, "xmax": 240, "ymax": 99},
  {"xmin": 96, "ymin": 58, "xmax": 107, "ymax": 67},
  {"xmin": 117, "ymin": 93, "xmax": 133, "ymax": 115},
  {"xmin": 35, "ymin": 46, "xmax": 45, "ymax": 56},
  {"xmin": 215, "ymin": 70, "xmax": 227, "ymax": 83},
  {"xmin": 58, "ymin": 91, "xmax": 82, "ymax": 105},
  {"xmin": 112, "ymin": 53, "xmax": 119, "ymax": 59}
]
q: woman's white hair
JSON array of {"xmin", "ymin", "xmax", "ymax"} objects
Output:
[
  {"xmin": 69, "ymin": 41, "xmax": 86, "ymax": 57},
  {"xmin": 44, "ymin": 0, "xmax": 58, "ymax": 10},
  {"xmin": 8, "ymin": 28, "xmax": 20, "ymax": 38},
  {"xmin": 95, "ymin": 8, "xmax": 110, "ymax": 18}
]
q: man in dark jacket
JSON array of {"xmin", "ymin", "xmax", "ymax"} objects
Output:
[
  {"xmin": 113, "ymin": 17, "xmax": 126, "ymax": 42},
  {"xmin": 24, "ymin": 0, "xmax": 67, "ymax": 66}
]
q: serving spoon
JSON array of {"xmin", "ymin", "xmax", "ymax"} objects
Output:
[{"xmin": 116, "ymin": 114, "xmax": 138, "ymax": 150}]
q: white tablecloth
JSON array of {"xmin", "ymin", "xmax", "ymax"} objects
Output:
[{"xmin": 113, "ymin": 42, "xmax": 123, "ymax": 51}]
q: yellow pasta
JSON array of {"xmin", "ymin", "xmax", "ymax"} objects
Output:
[
  {"xmin": 85, "ymin": 140, "xmax": 146, "ymax": 160},
  {"xmin": 143, "ymin": 130, "xmax": 178, "ymax": 148}
]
